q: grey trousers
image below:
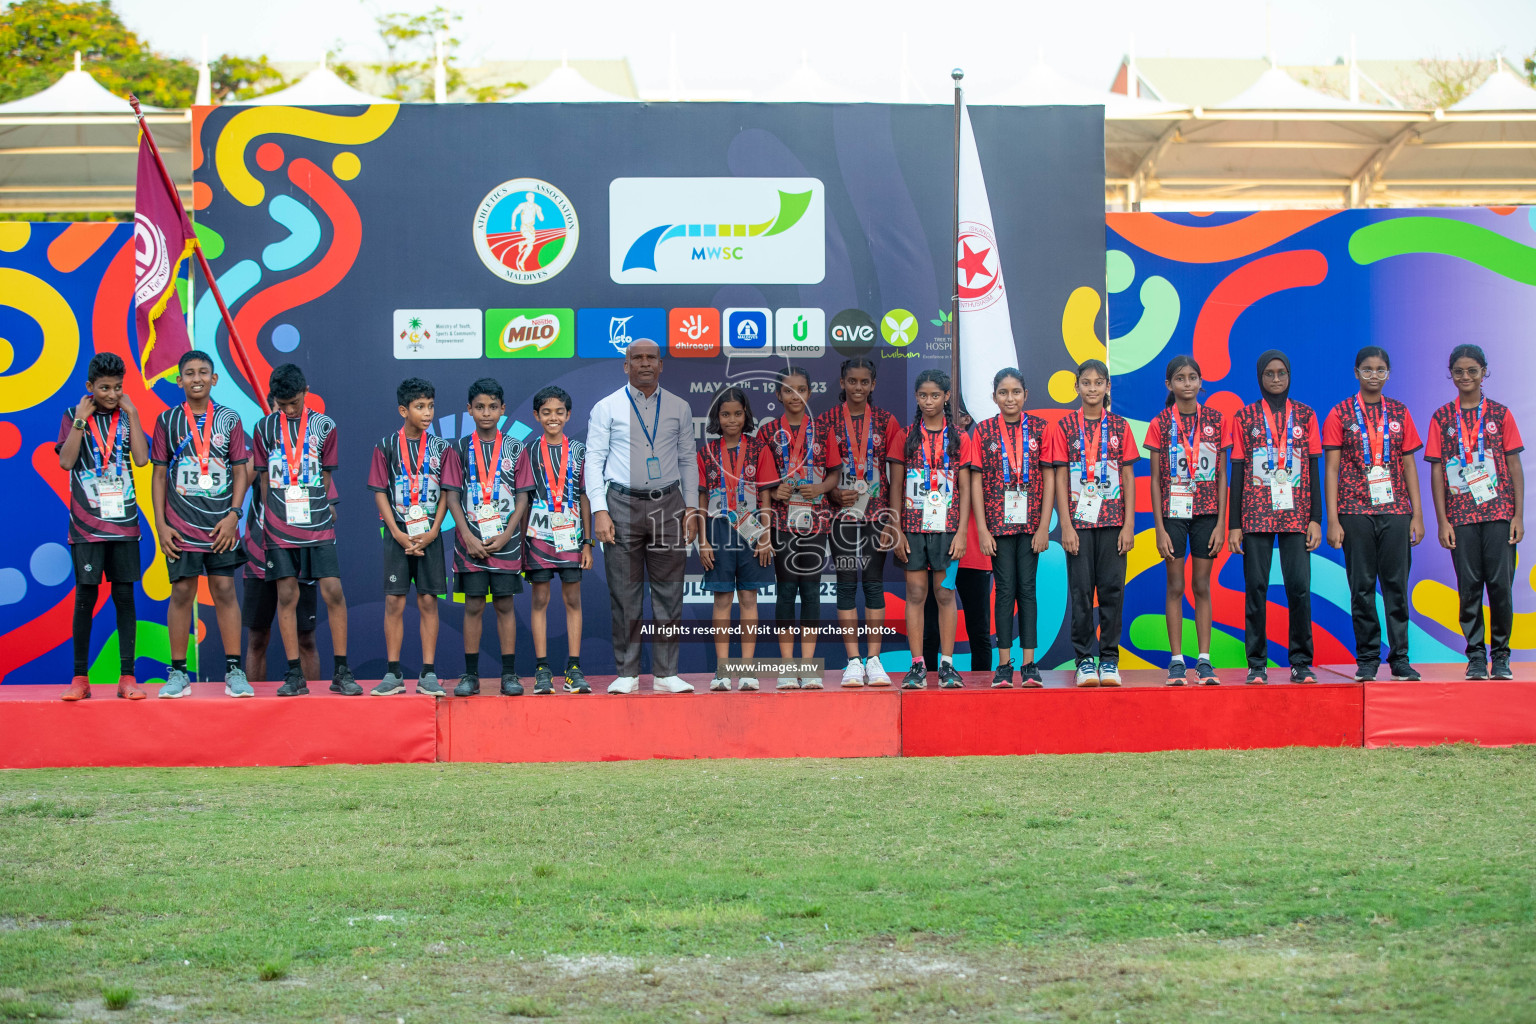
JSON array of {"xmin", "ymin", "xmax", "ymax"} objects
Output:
[{"xmin": 603, "ymin": 485, "xmax": 686, "ymax": 677}]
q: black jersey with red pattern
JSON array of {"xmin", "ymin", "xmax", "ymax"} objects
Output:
[
  {"xmin": 1225, "ymin": 400, "xmax": 1323, "ymax": 535},
  {"xmin": 972, "ymin": 413, "xmax": 1049, "ymax": 535},
  {"xmin": 698, "ymin": 434, "xmax": 766, "ymax": 519},
  {"xmin": 1424, "ymin": 398, "xmax": 1524, "ymax": 527},
  {"xmin": 1322, "ymin": 396, "xmax": 1422, "ymax": 517},
  {"xmin": 755, "ymin": 416, "xmax": 840, "ymax": 534},
  {"xmin": 1143, "ymin": 405, "xmax": 1223, "ymax": 518},
  {"xmin": 1048, "ymin": 411, "xmax": 1139, "ymax": 530},
  {"xmin": 816, "ymin": 404, "xmax": 901, "ymax": 524}
]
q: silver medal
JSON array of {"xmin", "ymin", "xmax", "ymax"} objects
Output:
[
  {"xmin": 925, "ymin": 490, "xmax": 945, "ymax": 507},
  {"xmin": 853, "ymin": 479, "xmax": 869, "ymax": 495},
  {"xmin": 409, "ymin": 503, "xmax": 424, "ymax": 520},
  {"xmin": 198, "ymin": 473, "xmax": 213, "ymax": 489}
]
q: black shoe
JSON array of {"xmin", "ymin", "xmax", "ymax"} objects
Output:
[
  {"xmin": 1166, "ymin": 659, "xmax": 1189, "ymax": 686},
  {"xmin": 1466, "ymin": 659, "xmax": 1489, "ymax": 680},
  {"xmin": 1019, "ymin": 662, "xmax": 1044, "ymax": 687},
  {"xmin": 1389, "ymin": 661, "xmax": 1421, "ymax": 682},
  {"xmin": 330, "ymin": 667, "xmax": 362, "ymax": 696},
  {"xmin": 500, "ymin": 674, "xmax": 524, "ymax": 696},
  {"xmin": 1195, "ymin": 658, "xmax": 1219, "ymax": 685},
  {"xmin": 454, "ymin": 674, "xmax": 480, "ymax": 697},
  {"xmin": 533, "ymin": 665, "xmax": 554, "ymax": 695},
  {"xmin": 1245, "ymin": 668, "xmax": 1267, "ymax": 685},
  {"xmin": 901, "ymin": 664, "xmax": 927, "ymax": 689},
  {"xmin": 276, "ymin": 671, "xmax": 308, "ymax": 697},
  {"xmin": 937, "ymin": 664, "xmax": 964, "ymax": 689},
  {"xmin": 563, "ymin": 665, "xmax": 590, "ymax": 694},
  {"xmin": 1354, "ymin": 662, "xmax": 1380, "ymax": 682},
  {"xmin": 1491, "ymin": 656, "xmax": 1513, "ymax": 680},
  {"xmin": 1290, "ymin": 665, "xmax": 1318, "ymax": 684},
  {"xmin": 991, "ymin": 664, "xmax": 1013, "ymax": 688}
]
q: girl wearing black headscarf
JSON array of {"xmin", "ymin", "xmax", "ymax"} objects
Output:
[{"xmin": 1224, "ymin": 350, "xmax": 1324, "ymax": 683}]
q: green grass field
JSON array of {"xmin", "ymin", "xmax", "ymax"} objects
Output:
[{"xmin": 1, "ymin": 747, "xmax": 1533, "ymax": 1022}]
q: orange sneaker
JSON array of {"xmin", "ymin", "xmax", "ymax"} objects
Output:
[
  {"xmin": 117, "ymin": 676, "xmax": 146, "ymax": 700},
  {"xmin": 61, "ymin": 676, "xmax": 91, "ymax": 701}
]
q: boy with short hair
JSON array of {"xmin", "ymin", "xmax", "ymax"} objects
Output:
[
  {"xmin": 151, "ymin": 350, "xmax": 252, "ymax": 697},
  {"xmin": 368, "ymin": 377, "xmax": 460, "ymax": 696},
  {"xmin": 518, "ymin": 386, "xmax": 592, "ymax": 694},
  {"xmin": 443, "ymin": 378, "xmax": 532, "ymax": 696},
  {"xmin": 57, "ymin": 353, "xmax": 150, "ymax": 701},
  {"xmin": 252, "ymin": 363, "xmax": 358, "ymax": 696}
]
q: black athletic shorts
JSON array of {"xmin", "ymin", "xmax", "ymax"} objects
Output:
[
  {"xmin": 241, "ymin": 574, "xmax": 318, "ymax": 631},
  {"xmin": 72, "ymin": 540, "xmax": 141, "ymax": 585},
  {"xmin": 1163, "ymin": 514, "xmax": 1220, "ymax": 560},
  {"xmin": 166, "ymin": 547, "xmax": 244, "ymax": 582},
  {"xmin": 266, "ymin": 541, "xmax": 341, "ymax": 581},
  {"xmin": 525, "ymin": 566, "xmax": 582, "ymax": 585},
  {"xmin": 898, "ymin": 531, "xmax": 954, "ymax": 573},
  {"xmin": 383, "ymin": 534, "xmax": 447, "ymax": 596},
  {"xmin": 457, "ymin": 570, "xmax": 523, "ymax": 598}
]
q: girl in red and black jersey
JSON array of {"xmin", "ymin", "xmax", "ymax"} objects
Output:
[
  {"xmin": 1323, "ymin": 346, "xmax": 1425, "ymax": 681},
  {"xmin": 1144, "ymin": 356, "xmax": 1226, "ymax": 686},
  {"xmin": 1050, "ymin": 359, "xmax": 1138, "ymax": 688},
  {"xmin": 1224, "ymin": 350, "xmax": 1323, "ymax": 684},
  {"xmin": 891, "ymin": 369, "xmax": 975, "ymax": 690},
  {"xmin": 1424, "ymin": 344, "xmax": 1525, "ymax": 680},
  {"xmin": 819, "ymin": 358, "xmax": 904, "ymax": 687},
  {"xmin": 756, "ymin": 366, "xmax": 841, "ymax": 690},
  {"xmin": 970, "ymin": 368, "xmax": 1053, "ymax": 688}
]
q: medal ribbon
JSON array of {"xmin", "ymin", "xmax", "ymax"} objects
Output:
[
  {"xmin": 921, "ymin": 425, "xmax": 950, "ymax": 493},
  {"xmin": 86, "ymin": 409, "xmax": 123, "ymax": 477},
  {"xmin": 721, "ymin": 439, "xmax": 747, "ymax": 513},
  {"xmin": 1077, "ymin": 415, "xmax": 1108, "ymax": 485},
  {"xmin": 1456, "ymin": 398, "xmax": 1487, "ymax": 466},
  {"xmin": 779, "ymin": 417, "xmax": 810, "ymax": 483},
  {"xmin": 281, "ymin": 409, "xmax": 310, "ymax": 488},
  {"xmin": 1000, "ymin": 416, "xmax": 1028, "ymax": 489},
  {"xmin": 540, "ymin": 437, "xmax": 572, "ymax": 512},
  {"xmin": 398, "ymin": 428, "xmax": 430, "ymax": 511},
  {"xmin": 471, "ymin": 433, "xmax": 503, "ymax": 506},
  {"xmin": 184, "ymin": 403, "xmax": 215, "ymax": 480},
  {"xmin": 1169, "ymin": 407, "xmax": 1197, "ymax": 483},
  {"xmin": 842, "ymin": 404, "xmax": 874, "ymax": 483},
  {"xmin": 1261, "ymin": 401, "xmax": 1294, "ymax": 474},
  {"xmin": 1354, "ymin": 397, "xmax": 1388, "ymax": 468}
]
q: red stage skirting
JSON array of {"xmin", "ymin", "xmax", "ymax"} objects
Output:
[{"xmin": 2, "ymin": 668, "xmax": 1533, "ymax": 769}]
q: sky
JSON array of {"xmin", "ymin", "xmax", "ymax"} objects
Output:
[{"xmin": 112, "ymin": 0, "xmax": 1536, "ymax": 99}]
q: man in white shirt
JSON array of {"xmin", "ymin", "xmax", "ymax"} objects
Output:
[{"xmin": 585, "ymin": 339, "xmax": 702, "ymax": 693}]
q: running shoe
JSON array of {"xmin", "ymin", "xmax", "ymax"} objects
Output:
[{"xmin": 159, "ymin": 668, "xmax": 192, "ymax": 699}]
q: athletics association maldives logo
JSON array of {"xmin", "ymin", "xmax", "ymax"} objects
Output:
[
  {"xmin": 956, "ymin": 220, "xmax": 1004, "ymax": 313},
  {"xmin": 472, "ymin": 178, "xmax": 579, "ymax": 285}
]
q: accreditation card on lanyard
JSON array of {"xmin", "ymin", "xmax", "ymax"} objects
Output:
[
  {"xmin": 399, "ymin": 429, "xmax": 432, "ymax": 537},
  {"xmin": 626, "ymin": 388, "xmax": 663, "ymax": 482},
  {"xmin": 921, "ymin": 427, "xmax": 951, "ymax": 531},
  {"xmin": 1459, "ymin": 399, "xmax": 1498, "ymax": 504},
  {"xmin": 470, "ymin": 434, "xmax": 505, "ymax": 542},
  {"xmin": 1263, "ymin": 402, "xmax": 1295, "ymax": 511},
  {"xmin": 1355, "ymin": 398, "xmax": 1394, "ymax": 506},
  {"xmin": 782, "ymin": 418, "xmax": 816, "ymax": 531},
  {"xmin": 88, "ymin": 410, "xmax": 127, "ymax": 519},
  {"xmin": 542, "ymin": 437, "xmax": 581, "ymax": 551},
  {"xmin": 1075, "ymin": 416, "xmax": 1108, "ymax": 525},
  {"xmin": 281, "ymin": 409, "xmax": 312, "ymax": 525},
  {"xmin": 842, "ymin": 405, "xmax": 876, "ymax": 518},
  {"xmin": 1001, "ymin": 417, "xmax": 1030, "ymax": 525},
  {"xmin": 1167, "ymin": 409, "xmax": 1196, "ymax": 519}
]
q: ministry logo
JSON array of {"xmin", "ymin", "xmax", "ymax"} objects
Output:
[{"xmin": 472, "ymin": 178, "xmax": 579, "ymax": 284}]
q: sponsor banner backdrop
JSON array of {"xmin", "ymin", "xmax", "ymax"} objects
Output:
[{"xmin": 20, "ymin": 101, "xmax": 1099, "ymax": 681}]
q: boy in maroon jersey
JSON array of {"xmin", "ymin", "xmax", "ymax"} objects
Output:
[
  {"xmin": 1425, "ymin": 344, "xmax": 1525, "ymax": 680},
  {"xmin": 151, "ymin": 351, "xmax": 252, "ymax": 698},
  {"xmin": 57, "ymin": 353, "xmax": 150, "ymax": 700},
  {"xmin": 1224, "ymin": 350, "xmax": 1324, "ymax": 685},
  {"xmin": 252, "ymin": 364, "xmax": 358, "ymax": 696}
]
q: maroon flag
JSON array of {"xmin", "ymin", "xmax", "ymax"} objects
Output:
[{"xmin": 133, "ymin": 129, "xmax": 196, "ymax": 381}]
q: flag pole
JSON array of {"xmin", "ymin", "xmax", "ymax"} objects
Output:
[
  {"xmin": 950, "ymin": 68, "xmax": 964, "ymax": 416},
  {"xmin": 128, "ymin": 96, "xmax": 270, "ymax": 416}
]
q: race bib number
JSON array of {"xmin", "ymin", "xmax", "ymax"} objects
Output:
[
  {"xmin": 1367, "ymin": 465, "xmax": 1394, "ymax": 506},
  {"xmin": 921, "ymin": 490, "xmax": 950, "ymax": 532},
  {"xmin": 96, "ymin": 473, "xmax": 127, "ymax": 520},
  {"xmin": 1069, "ymin": 461, "xmax": 1121, "ymax": 503},
  {"xmin": 1004, "ymin": 490, "xmax": 1029, "ymax": 525},
  {"xmin": 1168, "ymin": 482, "xmax": 1195, "ymax": 520},
  {"xmin": 269, "ymin": 454, "xmax": 319, "ymax": 489},
  {"xmin": 1169, "ymin": 440, "xmax": 1218, "ymax": 484},
  {"xmin": 175, "ymin": 457, "xmax": 229, "ymax": 498}
]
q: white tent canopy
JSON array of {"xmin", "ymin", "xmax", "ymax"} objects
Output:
[
  {"xmin": 990, "ymin": 61, "xmax": 1185, "ymax": 116},
  {"xmin": 1217, "ymin": 66, "xmax": 1379, "ymax": 111},
  {"xmin": 234, "ymin": 65, "xmax": 393, "ymax": 106},
  {"xmin": 507, "ymin": 61, "xmax": 634, "ymax": 102},
  {"xmin": 759, "ymin": 52, "xmax": 861, "ymax": 103},
  {"xmin": 1452, "ymin": 66, "xmax": 1536, "ymax": 111},
  {"xmin": 0, "ymin": 53, "xmax": 162, "ymax": 114}
]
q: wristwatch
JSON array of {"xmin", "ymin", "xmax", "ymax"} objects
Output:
[
  {"xmin": 227, "ymin": 507, "xmax": 243, "ymax": 520},
  {"xmin": 72, "ymin": 418, "xmax": 86, "ymax": 432}
]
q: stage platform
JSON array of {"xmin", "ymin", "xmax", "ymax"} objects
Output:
[{"xmin": 2, "ymin": 668, "xmax": 1532, "ymax": 769}]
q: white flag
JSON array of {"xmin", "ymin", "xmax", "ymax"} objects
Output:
[{"xmin": 955, "ymin": 102, "xmax": 1018, "ymax": 421}]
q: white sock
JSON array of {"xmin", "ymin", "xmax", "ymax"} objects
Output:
[
  {"xmin": 1170, "ymin": 655, "xmax": 1186, "ymax": 665},
  {"xmin": 940, "ymin": 654, "xmax": 953, "ymax": 668},
  {"xmin": 1199, "ymin": 651, "xmax": 1210, "ymax": 661}
]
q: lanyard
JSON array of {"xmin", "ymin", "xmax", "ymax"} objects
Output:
[
  {"xmin": 280, "ymin": 410, "xmax": 310, "ymax": 488},
  {"xmin": 625, "ymin": 387, "xmax": 661, "ymax": 455},
  {"xmin": 86, "ymin": 409, "xmax": 123, "ymax": 477},
  {"xmin": 398, "ymin": 429, "xmax": 430, "ymax": 509},
  {"xmin": 779, "ymin": 417, "xmax": 811, "ymax": 482},
  {"xmin": 540, "ymin": 437, "xmax": 576, "ymax": 511},
  {"xmin": 841, "ymin": 404, "xmax": 875, "ymax": 482},
  {"xmin": 999, "ymin": 415, "xmax": 1029, "ymax": 488},
  {"xmin": 1353, "ymin": 397, "xmax": 1388, "ymax": 467},
  {"xmin": 720, "ymin": 438, "xmax": 748, "ymax": 512},
  {"xmin": 1456, "ymin": 398, "xmax": 1487, "ymax": 465},
  {"xmin": 470, "ymin": 433, "xmax": 503, "ymax": 505},
  {"xmin": 1168, "ymin": 407, "xmax": 1197, "ymax": 483},
  {"xmin": 921, "ymin": 425, "xmax": 950, "ymax": 493},
  {"xmin": 183, "ymin": 403, "xmax": 215, "ymax": 478},
  {"xmin": 1261, "ymin": 401, "xmax": 1294, "ymax": 473},
  {"xmin": 1077, "ymin": 414, "xmax": 1109, "ymax": 484}
]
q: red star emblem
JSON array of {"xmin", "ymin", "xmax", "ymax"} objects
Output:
[{"xmin": 957, "ymin": 240, "xmax": 992, "ymax": 287}]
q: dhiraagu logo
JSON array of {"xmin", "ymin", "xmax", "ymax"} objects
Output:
[{"xmin": 610, "ymin": 178, "xmax": 826, "ymax": 285}]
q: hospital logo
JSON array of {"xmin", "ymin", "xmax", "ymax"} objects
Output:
[
  {"xmin": 576, "ymin": 308, "xmax": 666, "ymax": 358},
  {"xmin": 485, "ymin": 308, "xmax": 574, "ymax": 358},
  {"xmin": 472, "ymin": 178, "xmax": 579, "ymax": 285}
]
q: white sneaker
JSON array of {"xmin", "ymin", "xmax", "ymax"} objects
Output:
[
  {"xmin": 841, "ymin": 658, "xmax": 866, "ymax": 687},
  {"xmin": 864, "ymin": 659, "xmax": 892, "ymax": 687},
  {"xmin": 607, "ymin": 675, "xmax": 639, "ymax": 694},
  {"xmin": 738, "ymin": 676, "xmax": 760, "ymax": 691},
  {"xmin": 654, "ymin": 675, "xmax": 695, "ymax": 694},
  {"xmin": 777, "ymin": 676, "xmax": 800, "ymax": 690},
  {"xmin": 709, "ymin": 674, "xmax": 732, "ymax": 692},
  {"xmin": 801, "ymin": 675, "xmax": 825, "ymax": 690}
]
